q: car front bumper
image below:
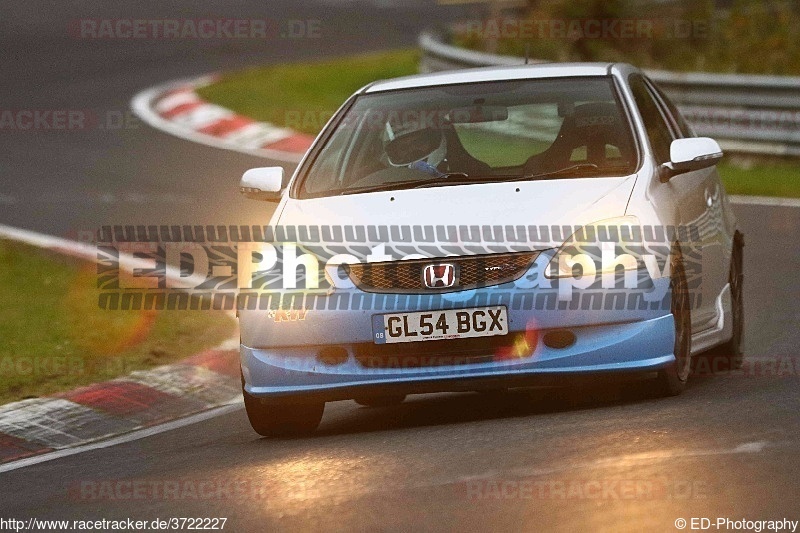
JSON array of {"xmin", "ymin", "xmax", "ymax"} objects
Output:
[{"xmin": 241, "ymin": 311, "xmax": 676, "ymax": 401}]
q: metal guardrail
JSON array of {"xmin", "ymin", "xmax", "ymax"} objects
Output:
[{"xmin": 419, "ymin": 32, "xmax": 800, "ymax": 156}]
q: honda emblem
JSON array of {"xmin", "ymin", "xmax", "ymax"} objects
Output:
[{"xmin": 423, "ymin": 263, "xmax": 456, "ymax": 288}]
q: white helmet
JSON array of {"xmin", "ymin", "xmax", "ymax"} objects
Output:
[{"xmin": 383, "ymin": 121, "xmax": 446, "ymax": 168}]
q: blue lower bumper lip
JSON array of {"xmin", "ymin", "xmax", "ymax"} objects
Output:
[{"xmin": 241, "ymin": 314, "xmax": 676, "ymax": 399}]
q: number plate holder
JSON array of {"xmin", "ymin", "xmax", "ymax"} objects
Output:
[{"xmin": 372, "ymin": 306, "xmax": 508, "ymax": 345}]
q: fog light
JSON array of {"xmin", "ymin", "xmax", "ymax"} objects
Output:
[
  {"xmin": 317, "ymin": 346, "xmax": 348, "ymax": 365},
  {"xmin": 542, "ymin": 330, "xmax": 576, "ymax": 349}
]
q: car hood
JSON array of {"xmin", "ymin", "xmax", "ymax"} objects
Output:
[{"xmin": 276, "ymin": 175, "xmax": 637, "ymax": 250}]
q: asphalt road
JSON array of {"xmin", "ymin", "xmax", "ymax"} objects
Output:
[{"xmin": 2, "ymin": 1, "xmax": 800, "ymax": 531}]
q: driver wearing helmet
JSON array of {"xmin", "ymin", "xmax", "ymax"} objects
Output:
[
  {"xmin": 407, "ymin": 135, "xmax": 446, "ymax": 177},
  {"xmin": 383, "ymin": 121, "xmax": 447, "ymax": 178}
]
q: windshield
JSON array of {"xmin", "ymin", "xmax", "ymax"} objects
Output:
[{"xmin": 295, "ymin": 76, "xmax": 638, "ymax": 198}]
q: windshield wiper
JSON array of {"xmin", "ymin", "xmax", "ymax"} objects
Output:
[
  {"xmin": 410, "ymin": 164, "xmax": 600, "ymax": 189},
  {"xmin": 510, "ymin": 163, "xmax": 600, "ymax": 182},
  {"xmin": 410, "ymin": 173, "xmax": 482, "ymax": 189},
  {"xmin": 337, "ymin": 165, "xmax": 601, "ymax": 195},
  {"xmin": 338, "ymin": 181, "xmax": 418, "ymax": 195},
  {"xmin": 339, "ymin": 173, "xmax": 469, "ymax": 195},
  {"xmin": 412, "ymin": 164, "xmax": 603, "ymax": 189}
]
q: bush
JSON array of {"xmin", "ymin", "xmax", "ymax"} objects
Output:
[{"xmin": 454, "ymin": 0, "xmax": 800, "ymax": 75}]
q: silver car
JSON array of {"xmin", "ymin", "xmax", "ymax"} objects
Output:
[{"xmin": 238, "ymin": 62, "xmax": 743, "ymax": 436}]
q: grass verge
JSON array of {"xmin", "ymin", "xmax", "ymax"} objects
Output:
[
  {"xmin": 717, "ymin": 159, "xmax": 800, "ymax": 198},
  {"xmin": 197, "ymin": 49, "xmax": 420, "ymax": 135},
  {"xmin": 197, "ymin": 49, "xmax": 800, "ymax": 198},
  {"xmin": 0, "ymin": 241, "xmax": 236, "ymax": 405}
]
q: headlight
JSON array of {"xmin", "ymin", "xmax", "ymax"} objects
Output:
[{"xmin": 546, "ymin": 215, "xmax": 643, "ymax": 282}]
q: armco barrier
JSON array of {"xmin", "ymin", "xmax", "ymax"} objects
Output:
[{"xmin": 419, "ymin": 31, "xmax": 800, "ymax": 157}]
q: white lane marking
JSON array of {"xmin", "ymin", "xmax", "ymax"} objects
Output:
[
  {"xmin": 729, "ymin": 195, "xmax": 800, "ymax": 208},
  {"xmin": 0, "ymin": 192, "xmax": 194, "ymax": 205},
  {"xmin": 0, "ymin": 223, "xmax": 207, "ymax": 288},
  {"xmin": 277, "ymin": 439, "xmax": 778, "ymax": 504},
  {"xmin": 446, "ymin": 441, "xmax": 773, "ymax": 484},
  {"xmin": 416, "ymin": 441, "xmax": 778, "ymax": 491},
  {"xmin": 131, "ymin": 77, "xmax": 304, "ymax": 163},
  {"xmin": 0, "ymin": 401, "xmax": 243, "ymax": 474},
  {"xmin": 733, "ymin": 441, "xmax": 768, "ymax": 453}
]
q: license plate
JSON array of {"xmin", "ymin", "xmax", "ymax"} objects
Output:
[{"xmin": 372, "ymin": 306, "xmax": 508, "ymax": 345}]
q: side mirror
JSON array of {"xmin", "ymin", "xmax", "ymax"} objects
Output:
[
  {"xmin": 240, "ymin": 167, "xmax": 284, "ymax": 201},
  {"xmin": 659, "ymin": 137, "xmax": 723, "ymax": 182}
]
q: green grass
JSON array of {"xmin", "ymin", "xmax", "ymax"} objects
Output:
[
  {"xmin": 197, "ymin": 49, "xmax": 420, "ymax": 135},
  {"xmin": 198, "ymin": 49, "xmax": 800, "ymax": 198},
  {"xmin": 717, "ymin": 159, "xmax": 800, "ymax": 198},
  {"xmin": 0, "ymin": 241, "xmax": 236, "ymax": 405}
]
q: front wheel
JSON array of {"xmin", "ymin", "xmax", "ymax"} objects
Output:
[
  {"xmin": 657, "ymin": 244, "xmax": 692, "ymax": 396},
  {"xmin": 243, "ymin": 388, "xmax": 324, "ymax": 437}
]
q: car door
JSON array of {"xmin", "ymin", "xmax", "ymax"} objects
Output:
[
  {"xmin": 645, "ymin": 77, "xmax": 729, "ymax": 334},
  {"xmin": 629, "ymin": 73, "xmax": 722, "ymax": 331}
]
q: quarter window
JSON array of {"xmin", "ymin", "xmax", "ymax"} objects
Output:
[
  {"xmin": 629, "ymin": 74, "xmax": 675, "ymax": 163},
  {"xmin": 646, "ymin": 78, "xmax": 694, "ymax": 138}
]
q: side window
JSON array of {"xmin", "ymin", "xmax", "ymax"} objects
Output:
[
  {"xmin": 629, "ymin": 74, "xmax": 675, "ymax": 163},
  {"xmin": 646, "ymin": 78, "xmax": 694, "ymax": 138}
]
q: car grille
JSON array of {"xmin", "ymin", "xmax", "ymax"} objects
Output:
[
  {"xmin": 353, "ymin": 331, "xmax": 537, "ymax": 368},
  {"xmin": 343, "ymin": 251, "xmax": 538, "ymax": 294}
]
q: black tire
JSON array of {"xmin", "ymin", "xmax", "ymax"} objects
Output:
[
  {"xmin": 354, "ymin": 394, "xmax": 406, "ymax": 408},
  {"xmin": 657, "ymin": 244, "xmax": 692, "ymax": 396},
  {"xmin": 242, "ymin": 388, "xmax": 324, "ymax": 437},
  {"xmin": 712, "ymin": 231, "xmax": 745, "ymax": 370}
]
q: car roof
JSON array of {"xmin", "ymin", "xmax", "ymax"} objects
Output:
[{"xmin": 363, "ymin": 62, "xmax": 623, "ymax": 93}]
